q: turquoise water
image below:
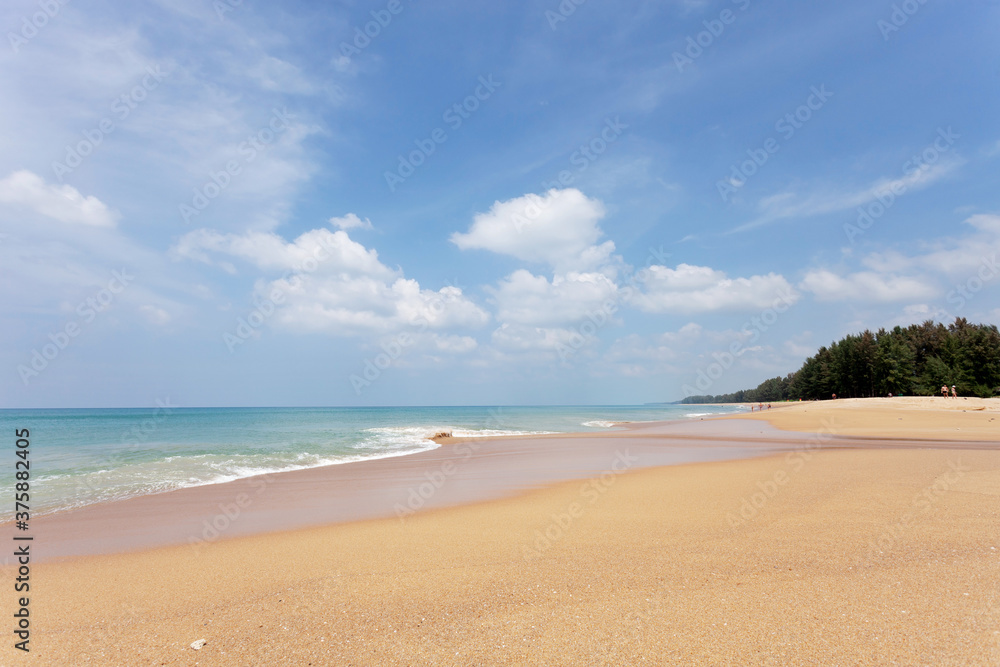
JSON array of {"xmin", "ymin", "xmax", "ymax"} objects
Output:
[{"xmin": 0, "ymin": 404, "xmax": 745, "ymax": 519}]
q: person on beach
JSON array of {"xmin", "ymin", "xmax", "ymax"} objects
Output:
[
  {"xmin": 951, "ymin": 385, "xmax": 958, "ymax": 397},
  {"xmin": 941, "ymin": 385, "xmax": 949, "ymax": 398}
]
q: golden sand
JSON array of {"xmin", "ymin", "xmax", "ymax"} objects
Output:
[
  {"xmin": 5, "ymin": 446, "xmax": 999, "ymax": 665},
  {"xmin": 4, "ymin": 401, "xmax": 1000, "ymax": 665},
  {"xmin": 733, "ymin": 396, "xmax": 1000, "ymax": 441}
]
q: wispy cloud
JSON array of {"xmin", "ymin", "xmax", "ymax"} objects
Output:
[
  {"xmin": 0, "ymin": 170, "xmax": 118, "ymax": 227},
  {"xmin": 730, "ymin": 158, "xmax": 963, "ymax": 233}
]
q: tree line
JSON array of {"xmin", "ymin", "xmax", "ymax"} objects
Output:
[{"xmin": 681, "ymin": 318, "xmax": 1000, "ymax": 404}]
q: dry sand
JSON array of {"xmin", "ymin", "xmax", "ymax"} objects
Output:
[
  {"xmin": 734, "ymin": 396, "xmax": 1000, "ymax": 441},
  {"xmin": 3, "ymin": 400, "xmax": 1000, "ymax": 665}
]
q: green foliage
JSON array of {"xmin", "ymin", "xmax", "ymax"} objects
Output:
[{"xmin": 681, "ymin": 318, "xmax": 1000, "ymax": 403}]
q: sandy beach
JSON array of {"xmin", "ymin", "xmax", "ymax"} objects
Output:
[
  {"xmin": 4, "ymin": 398, "xmax": 1000, "ymax": 665},
  {"xmin": 732, "ymin": 396, "xmax": 1000, "ymax": 442}
]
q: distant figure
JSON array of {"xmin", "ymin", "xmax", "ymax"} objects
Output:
[
  {"xmin": 941, "ymin": 385, "xmax": 949, "ymax": 398},
  {"xmin": 750, "ymin": 405, "xmax": 754, "ymax": 412},
  {"xmin": 951, "ymin": 385, "xmax": 958, "ymax": 398},
  {"xmin": 888, "ymin": 393, "xmax": 893, "ymax": 398},
  {"xmin": 767, "ymin": 403, "xmax": 771, "ymax": 410},
  {"xmin": 832, "ymin": 393, "xmax": 837, "ymax": 400}
]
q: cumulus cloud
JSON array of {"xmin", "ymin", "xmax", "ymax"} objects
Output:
[
  {"xmin": 490, "ymin": 323, "xmax": 584, "ymax": 353},
  {"xmin": 172, "ymin": 224, "xmax": 489, "ymax": 336},
  {"xmin": 0, "ymin": 170, "xmax": 118, "ymax": 227},
  {"xmin": 630, "ymin": 264, "xmax": 798, "ymax": 313},
  {"xmin": 488, "ymin": 269, "xmax": 620, "ymax": 326},
  {"xmin": 799, "ymin": 269, "xmax": 937, "ymax": 302},
  {"xmin": 172, "ymin": 227, "xmax": 392, "ymax": 277},
  {"xmin": 450, "ymin": 188, "xmax": 614, "ymax": 272},
  {"xmin": 265, "ymin": 277, "xmax": 489, "ymax": 336}
]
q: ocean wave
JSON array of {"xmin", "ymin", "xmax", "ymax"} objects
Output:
[
  {"xmin": 363, "ymin": 425, "xmax": 556, "ymax": 441},
  {"xmin": 2, "ymin": 442, "xmax": 442, "ymax": 522},
  {"xmin": 582, "ymin": 420, "xmax": 619, "ymax": 428}
]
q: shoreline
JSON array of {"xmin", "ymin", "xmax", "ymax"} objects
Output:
[
  {"xmin": 4, "ymin": 398, "xmax": 1000, "ymax": 663},
  {"xmin": 6, "ymin": 398, "xmax": 999, "ymax": 563},
  {"xmin": 8, "ymin": 417, "xmax": 791, "ymax": 563},
  {"xmin": 9, "ymin": 442, "xmax": 1000, "ymax": 664}
]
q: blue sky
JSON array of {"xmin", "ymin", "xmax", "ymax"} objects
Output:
[{"xmin": 1, "ymin": 0, "xmax": 998, "ymax": 408}]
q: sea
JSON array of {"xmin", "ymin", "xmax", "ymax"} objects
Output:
[{"xmin": 0, "ymin": 404, "xmax": 745, "ymax": 521}]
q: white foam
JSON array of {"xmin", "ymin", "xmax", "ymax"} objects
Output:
[
  {"xmin": 582, "ymin": 420, "xmax": 618, "ymax": 428},
  {"xmin": 5, "ymin": 422, "xmax": 563, "ymax": 522}
]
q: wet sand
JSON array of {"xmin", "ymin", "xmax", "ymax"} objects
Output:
[
  {"xmin": 23, "ymin": 419, "xmax": 797, "ymax": 562},
  {"xmin": 3, "ymin": 401, "xmax": 999, "ymax": 665}
]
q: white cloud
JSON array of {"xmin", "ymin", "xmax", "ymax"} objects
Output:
[
  {"xmin": 450, "ymin": 188, "xmax": 614, "ymax": 272},
  {"xmin": 330, "ymin": 213, "xmax": 373, "ymax": 231},
  {"xmin": 0, "ymin": 170, "xmax": 118, "ymax": 227},
  {"xmin": 172, "ymin": 226, "xmax": 392, "ymax": 278},
  {"xmin": 845, "ymin": 213, "xmax": 1000, "ymax": 292},
  {"xmin": 248, "ymin": 56, "xmax": 318, "ymax": 95},
  {"xmin": 266, "ymin": 277, "xmax": 489, "ymax": 336},
  {"xmin": 733, "ymin": 158, "xmax": 962, "ymax": 232},
  {"xmin": 488, "ymin": 269, "xmax": 619, "ymax": 326},
  {"xmin": 965, "ymin": 213, "xmax": 1000, "ymax": 234},
  {"xmin": 172, "ymin": 225, "xmax": 489, "ymax": 336},
  {"xmin": 799, "ymin": 269, "xmax": 937, "ymax": 303},
  {"xmin": 630, "ymin": 264, "xmax": 798, "ymax": 313},
  {"xmin": 490, "ymin": 323, "xmax": 583, "ymax": 352},
  {"xmin": 429, "ymin": 334, "xmax": 478, "ymax": 354}
]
